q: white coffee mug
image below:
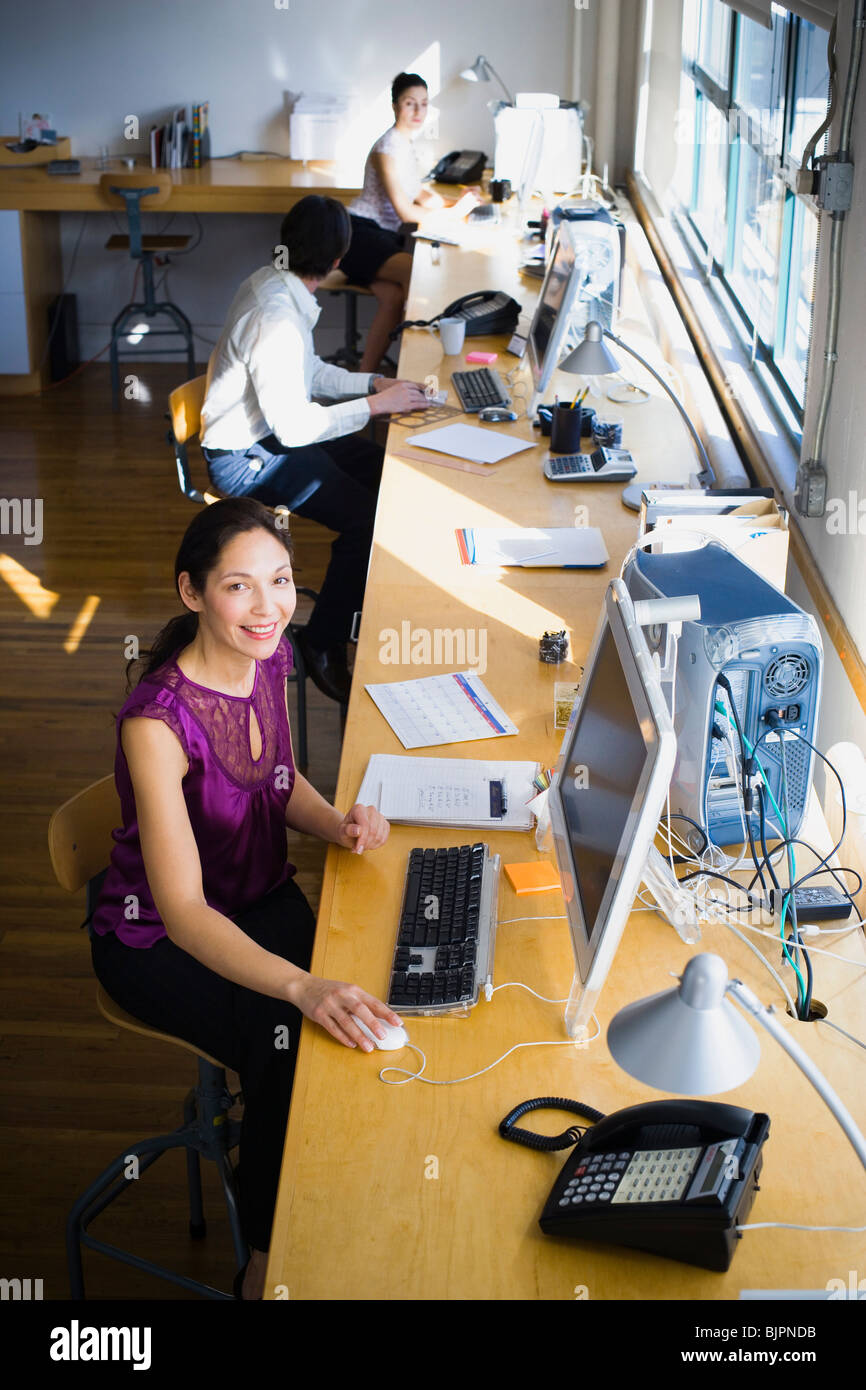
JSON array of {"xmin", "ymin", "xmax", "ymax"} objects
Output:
[{"xmin": 439, "ymin": 317, "xmax": 466, "ymax": 355}]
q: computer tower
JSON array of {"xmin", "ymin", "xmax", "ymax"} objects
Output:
[{"xmin": 624, "ymin": 542, "xmax": 822, "ymax": 850}]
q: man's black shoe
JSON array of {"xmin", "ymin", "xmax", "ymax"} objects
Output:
[{"xmin": 292, "ymin": 628, "xmax": 351, "ymax": 704}]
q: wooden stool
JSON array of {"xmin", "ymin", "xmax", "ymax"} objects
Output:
[{"xmin": 48, "ymin": 776, "xmax": 246, "ymax": 1300}]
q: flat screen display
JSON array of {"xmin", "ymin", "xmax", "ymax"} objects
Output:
[{"xmin": 558, "ymin": 625, "xmax": 648, "ymax": 939}]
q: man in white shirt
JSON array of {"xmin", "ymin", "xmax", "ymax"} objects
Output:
[{"xmin": 201, "ymin": 195, "xmax": 427, "ymax": 702}]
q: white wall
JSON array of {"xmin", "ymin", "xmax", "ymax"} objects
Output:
[{"xmin": 3, "ymin": 0, "xmax": 576, "ymax": 359}]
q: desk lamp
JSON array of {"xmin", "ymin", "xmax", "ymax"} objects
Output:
[
  {"xmin": 560, "ymin": 320, "xmax": 715, "ymax": 495},
  {"xmin": 608, "ymin": 952, "xmax": 866, "ymax": 1172},
  {"xmin": 459, "ymin": 55, "xmax": 514, "ymax": 106}
]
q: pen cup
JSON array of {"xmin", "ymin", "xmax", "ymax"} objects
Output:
[
  {"xmin": 550, "ymin": 403, "xmax": 583, "ymax": 454},
  {"xmin": 439, "ymin": 317, "xmax": 466, "ymax": 355}
]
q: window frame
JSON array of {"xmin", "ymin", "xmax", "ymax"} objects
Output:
[{"xmin": 677, "ymin": 3, "xmax": 826, "ymax": 429}]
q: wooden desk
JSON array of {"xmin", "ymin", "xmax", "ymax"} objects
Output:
[
  {"xmin": 0, "ymin": 157, "xmax": 362, "ymax": 392},
  {"xmin": 267, "ymin": 206, "xmax": 866, "ymax": 1301},
  {"xmin": 0, "ymin": 156, "xmax": 361, "ymax": 214}
]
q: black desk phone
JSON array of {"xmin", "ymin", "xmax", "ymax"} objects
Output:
[
  {"xmin": 500, "ymin": 1097, "xmax": 770, "ymax": 1271},
  {"xmin": 427, "ymin": 150, "xmax": 487, "ymax": 185},
  {"xmin": 394, "ymin": 291, "xmax": 522, "ymax": 342}
]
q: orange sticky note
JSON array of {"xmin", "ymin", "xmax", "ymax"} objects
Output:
[{"xmin": 504, "ymin": 861, "xmax": 562, "ymax": 895}]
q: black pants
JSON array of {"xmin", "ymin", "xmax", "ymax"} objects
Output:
[
  {"xmin": 90, "ymin": 877, "xmax": 316, "ymax": 1251},
  {"xmin": 203, "ymin": 432, "xmax": 382, "ymax": 648}
]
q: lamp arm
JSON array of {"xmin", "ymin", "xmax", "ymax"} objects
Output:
[
  {"xmin": 603, "ymin": 329, "xmax": 715, "ymax": 485},
  {"xmin": 485, "ymin": 61, "xmax": 514, "ymax": 105},
  {"xmin": 727, "ymin": 978, "xmax": 866, "ymax": 1172}
]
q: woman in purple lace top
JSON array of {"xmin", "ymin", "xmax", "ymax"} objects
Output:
[{"xmin": 91, "ymin": 497, "xmax": 399, "ymax": 1299}]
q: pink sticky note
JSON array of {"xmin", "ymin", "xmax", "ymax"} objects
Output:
[{"xmin": 465, "ymin": 351, "xmax": 498, "ymax": 364}]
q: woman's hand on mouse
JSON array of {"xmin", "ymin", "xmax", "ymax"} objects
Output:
[
  {"xmin": 334, "ymin": 802, "xmax": 390, "ymax": 854},
  {"xmin": 287, "ymin": 976, "xmax": 401, "ymax": 1051}
]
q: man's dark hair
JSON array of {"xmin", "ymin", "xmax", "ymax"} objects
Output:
[
  {"xmin": 276, "ymin": 195, "xmax": 351, "ymax": 279},
  {"xmin": 392, "ymin": 72, "xmax": 427, "ymax": 105}
]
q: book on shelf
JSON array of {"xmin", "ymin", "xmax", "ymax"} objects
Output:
[{"xmin": 149, "ymin": 102, "xmax": 209, "ymax": 169}]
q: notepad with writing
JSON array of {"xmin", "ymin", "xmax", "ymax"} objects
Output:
[{"xmin": 357, "ymin": 755, "xmax": 540, "ymax": 830}]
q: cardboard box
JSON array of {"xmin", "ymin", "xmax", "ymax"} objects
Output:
[{"xmin": 640, "ymin": 491, "xmax": 789, "ymax": 591}]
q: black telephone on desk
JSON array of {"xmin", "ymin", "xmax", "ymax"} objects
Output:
[
  {"xmin": 394, "ymin": 291, "xmax": 521, "ymax": 342},
  {"xmin": 500, "ymin": 1097, "xmax": 770, "ymax": 1271},
  {"xmin": 427, "ymin": 149, "xmax": 487, "ymax": 184}
]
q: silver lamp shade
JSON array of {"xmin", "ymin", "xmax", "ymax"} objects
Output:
[
  {"xmin": 460, "ymin": 56, "xmax": 493, "ymax": 83},
  {"xmin": 607, "ymin": 953, "xmax": 761, "ymax": 1094},
  {"xmin": 560, "ymin": 321, "xmax": 621, "ymax": 376}
]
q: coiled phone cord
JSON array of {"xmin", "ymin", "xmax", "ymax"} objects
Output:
[{"xmin": 499, "ymin": 1097, "xmax": 606, "ymax": 1151}]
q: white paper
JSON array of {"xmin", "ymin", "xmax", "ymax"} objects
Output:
[
  {"xmin": 467, "ymin": 527, "xmax": 609, "ymax": 568},
  {"xmin": 406, "ymin": 423, "xmax": 536, "ymax": 466},
  {"xmin": 358, "ymin": 754, "xmax": 538, "ymax": 829},
  {"xmin": 364, "ymin": 670, "xmax": 518, "ymax": 749}
]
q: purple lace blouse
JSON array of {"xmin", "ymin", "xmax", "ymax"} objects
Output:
[{"xmin": 92, "ymin": 637, "xmax": 296, "ymax": 947}]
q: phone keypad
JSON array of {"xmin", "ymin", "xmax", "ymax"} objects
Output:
[{"xmin": 557, "ymin": 1147, "xmax": 701, "ymax": 1208}]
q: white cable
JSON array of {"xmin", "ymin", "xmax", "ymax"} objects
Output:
[
  {"xmin": 709, "ymin": 905, "xmax": 866, "ymax": 973},
  {"xmin": 709, "ymin": 915, "xmax": 798, "ymax": 1017},
  {"xmin": 497, "ymin": 915, "xmax": 568, "ymax": 926},
  {"xmin": 490, "ymin": 981, "xmax": 569, "ymax": 1004},
  {"xmin": 818, "ymin": 1017, "xmax": 866, "ymax": 1054},
  {"xmin": 737, "ymin": 1219, "xmax": 866, "ymax": 1233},
  {"xmin": 377, "ymin": 1030, "xmax": 598, "ymax": 1086}
]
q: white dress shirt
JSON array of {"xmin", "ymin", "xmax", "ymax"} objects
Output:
[{"xmin": 201, "ymin": 267, "xmax": 374, "ymax": 451}]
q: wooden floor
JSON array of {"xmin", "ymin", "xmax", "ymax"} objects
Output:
[{"xmin": 0, "ymin": 362, "xmax": 351, "ymax": 1299}]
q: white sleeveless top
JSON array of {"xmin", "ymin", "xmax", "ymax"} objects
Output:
[{"xmin": 350, "ymin": 125, "xmax": 424, "ymax": 232}]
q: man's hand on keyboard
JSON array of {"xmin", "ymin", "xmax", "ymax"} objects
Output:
[
  {"xmin": 287, "ymin": 976, "xmax": 402, "ymax": 1051},
  {"xmin": 335, "ymin": 802, "xmax": 390, "ymax": 854},
  {"xmin": 368, "ymin": 381, "xmax": 429, "ymax": 415}
]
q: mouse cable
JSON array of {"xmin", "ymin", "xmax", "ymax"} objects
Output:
[{"xmin": 377, "ymin": 1018, "xmax": 601, "ymax": 1088}]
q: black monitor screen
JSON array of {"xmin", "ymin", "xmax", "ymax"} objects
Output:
[{"xmin": 559, "ymin": 626, "xmax": 648, "ymax": 940}]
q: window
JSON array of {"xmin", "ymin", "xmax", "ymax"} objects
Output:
[{"xmin": 676, "ymin": 2, "xmax": 829, "ymax": 421}]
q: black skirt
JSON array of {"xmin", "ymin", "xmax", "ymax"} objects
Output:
[{"xmin": 340, "ymin": 214, "xmax": 407, "ymax": 286}]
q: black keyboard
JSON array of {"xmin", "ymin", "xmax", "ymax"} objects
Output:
[
  {"xmin": 451, "ymin": 368, "xmax": 510, "ymax": 413},
  {"xmin": 387, "ymin": 843, "xmax": 500, "ymax": 1014}
]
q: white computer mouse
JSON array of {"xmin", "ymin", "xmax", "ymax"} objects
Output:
[{"xmin": 350, "ymin": 1014, "xmax": 410, "ymax": 1051}]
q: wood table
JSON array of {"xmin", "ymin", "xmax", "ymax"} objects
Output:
[
  {"xmin": 263, "ymin": 203, "xmax": 866, "ymax": 1301},
  {"xmin": 0, "ymin": 156, "xmax": 363, "ymax": 392}
]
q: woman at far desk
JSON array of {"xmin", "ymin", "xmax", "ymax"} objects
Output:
[
  {"xmin": 343, "ymin": 70, "xmax": 466, "ymax": 372},
  {"xmin": 90, "ymin": 498, "xmax": 398, "ymax": 1299}
]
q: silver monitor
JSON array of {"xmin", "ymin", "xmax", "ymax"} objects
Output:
[
  {"xmin": 526, "ymin": 222, "xmax": 583, "ymax": 400},
  {"xmin": 548, "ymin": 580, "xmax": 677, "ymax": 1040}
]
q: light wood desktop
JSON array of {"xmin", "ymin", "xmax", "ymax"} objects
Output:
[
  {"xmin": 264, "ymin": 208, "xmax": 866, "ymax": 1300},
  {"xmin": 0, "ymin": 156, "xmax": 363, "ymax": 393}
]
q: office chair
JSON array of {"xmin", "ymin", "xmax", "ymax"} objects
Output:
[
  {"xmin": 166, "ymin": 374, "xmax": 318, "ymax": 768},
  {"xmin": 99, "ymin": 171, "xmax": 196, "ymax": 409},
  {"xmin": 48, "ymin": 776, "xmax": 246, "ymax": 1300}
]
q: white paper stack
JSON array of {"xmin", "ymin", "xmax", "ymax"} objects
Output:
[{"xmin": 357, "ymin": 755, "xmax": 540, "ymax": 830}]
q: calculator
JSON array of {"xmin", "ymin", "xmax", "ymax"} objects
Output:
[{"xmin": 544, "ymin": 446, "xmax": 637, "ymax": 482}]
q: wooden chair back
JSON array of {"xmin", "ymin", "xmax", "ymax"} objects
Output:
[
  {"xmin": 168, "ymin": 374, "xmax": 207, "ymax": 446},
  {"xmin": 48, "ymin": 775, "xmax": 120, "ymax": 894}
]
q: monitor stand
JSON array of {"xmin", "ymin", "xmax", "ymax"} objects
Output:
[{"xmin": 564, "ymin": 845, "xmax": 701, "ymax": 1042}]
